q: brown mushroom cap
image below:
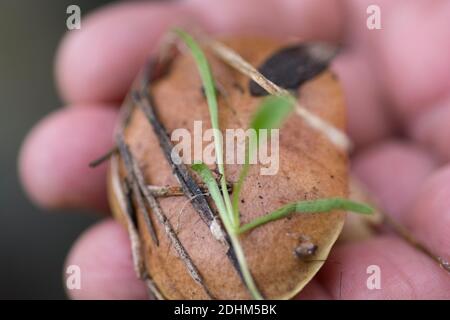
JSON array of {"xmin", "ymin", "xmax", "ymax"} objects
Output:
[{"xmin": 108, "ymin": 37, "xmax": 348, "ymax": 299}]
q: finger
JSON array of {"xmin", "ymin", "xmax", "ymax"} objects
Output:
[
  {"xmin": 353, "ymin": 141, "xmax": 450, "ymax": 263},
  {"xmin": 19, "ymin": 105, "xmax": 118, "ymax": 212},
  {"xmin": 409, "ymin": 95, "xmax": 450, "ymax": 161},
  {"xmin": 406, "ymin": 165, "xmax": 450, "ymax": 262},
  {"xmin": 56, "ymin": 1, "xmax": 192, "ymax": 103},
  {"xmin": 331, "ymin": 51, "xmax": 394, "ymax": 148},
  {"xmin": 365, "ymin": 0, "xmax": 450, "ymax": 120},
  {"xmin": 188, "ymin": 0, "xmax": 343, "ymax": 40},
  {"xmin": 66, "ymin": 219, "xmax": 331, "ymax": 300},
  {"xmin": 352, "ymin": 140, "xmax": 436, "ymax": 217},
  {"xmin": 294, "ymin": 280, "xmax": 331, "ymax": 300},
  {"xmin": 64, "ymin": 219, "xmax": 147, "ymax": 300},
  {"xmin": 56, "ymin": 0, "xmax": 344, "ymax": 104},
  {"xmin": 317, "ymin": 236, "xmax": 450, "ymax": 299}
]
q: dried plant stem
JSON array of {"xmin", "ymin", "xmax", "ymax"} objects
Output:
[
  {"xmin": 110, "ymin": 81, "xmax": 216, "ymax": 298},
  {"xmin": 144, "ymin": 275, "xmax": 166, "ymax": 300},
  {"xmin": 351, "ymin": 178, "xmax": 450, "ymax": 273},
  {"xmin": 175, "ymin": 29, "xmax": 266, "ymax": 299},
  {"xmin": 117, "ymin": 137, "xmax": 215, "ymax": 299},
  {"xmin": 147, "ymin": 185, "xmax": 192, "ymax": 197},
  {"xmin": 382, "ymin": 214, "xmax": 450, "ymax": 273},
  {"xmin": 110, "ymin": 155, "xmax": 145, "ymax": 278},
  {"xmin": 127, "ymin": 177, "xmax": 159, "ymax": 246},
  {"xmin": 134, "ymin": 69, "xmax": 247, "ymax": 283},
  {"xmin": 89, "ymin": 147, "xmax": 117, "ymax": 168},
  {"xmin": 147, "ymin": 183, "xmax": 232, "ymax": 197},
  {"xmin": 134, "ymin": 89, "xmax": 228, "ymax": 246},
  {"xmin": 206, "ymin": 39, "xmax": 352, "ymax": 151}
]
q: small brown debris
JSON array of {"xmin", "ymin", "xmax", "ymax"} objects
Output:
[{"xmin": 294, "ymin": 236, "xmax": 318, "ymax": 259}]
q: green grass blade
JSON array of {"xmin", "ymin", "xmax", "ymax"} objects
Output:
[
  {"xmin": 227, "ymin": 233, "xmax": 263, "ymax": 300},
  {"xmin": 192, "ymin": 162, "xmax": 262, "ymax": 299},
  {"xmin": 239, "ymin": 197, "xmax": 374, "ymax": 234},
  {"xmin": 250, "ymin": 95, "xmax": 295, "ymax": 142},
  {"xmin": 192, "ymin": 163, "xmax": 232, "ymax": 228},
  {"xmin": 232, "ymin": 96, "xmax": 294, "ymax": 221},
  {"xmin": 173, "ymin": 29, "xmax": 220, "ymax": 138},
  {"xmin": 176, "ymin": 29, "xmax": 264, "ymax": 300},
  {"xmin": 173, "ymin": 28, "xmax": 235, "ymax": 227}
]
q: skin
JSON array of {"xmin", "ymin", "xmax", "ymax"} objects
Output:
[{"xmin": 19, "ymin": 0, "xmax": 450, "ymax": 299}]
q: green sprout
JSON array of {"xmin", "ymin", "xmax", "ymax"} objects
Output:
[
  {"xmin": 238, "ymin": 197, "xmax": 373, "ymax": 234},
  {"xmin": 232, "ymin": 95, "xmax": 295, "ymax": 226},
  {"xmin": 173, "ymin": 28, "xmax": 373, "ymax": 300}
]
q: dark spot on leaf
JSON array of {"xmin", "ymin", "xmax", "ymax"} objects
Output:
[{"xmin": 249, "ymin": 43, "xmax": 334, "ymax": 96}]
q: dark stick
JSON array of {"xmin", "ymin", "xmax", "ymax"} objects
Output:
[
  {"xmin": 89, "ymin": 92, "xmax": 137, "ymax": 169},
  {"xmin": 127, "ymin": 177, "xmax": 159, "ymax": 246},
  {"xmin": 116, "ymin": 137, "xmax": 214, "ymax": 299},
  {"xmin": 134, "ymin": 90, "xmax": 223, "ymax": 234},
  {"xmin": 353, "ymin": 177, "xmax": 450, "ymax": 274},
  {"xmin": 383, "ymin": 214, "xmax": 450, "ymax": 273},
  {"xmin": 135, "ymin": 60, "xmax": 246, "ymax": 283},
  {"xmin": 122, "ymin": 177, "xmax": 148, "ymax": 279},
  {"xmin": 135, "ymin": 93, "xmax": 245, "ymax": 281},
  {"xmin": 122, "ymin": 178, "xmax": 138, "ymax": 230},
  {"xmin": 89, "ymin": 147, "xmax": 117, "ymax": 168},
  {"xmin": 117, "ymin": 97, "xmax": 164, "ymax": 293},
  {"xmin": 124, "ymin": 181, "xmax": 165, "ymax": 299}
]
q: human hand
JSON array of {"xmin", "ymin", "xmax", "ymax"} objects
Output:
[{"xmin": 19, "ymin": 0, "xmax": 450, "ymax": 299}]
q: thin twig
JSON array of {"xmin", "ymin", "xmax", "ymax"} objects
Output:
[
  {"xmin": 351, "ymin": 177, "xmax": 450, "ymax": 273},
  {"xmin": 114, "ymin": 60, "xmax": 219, "ymax": 298},
  {"xmin": 147, "ymin": 183, "xmax": 232, "ymax": 197},
  {"xmin": 127, "ymin": 177, "xmax": 159, "ymax": 246},
  {"xmin": 206, "ymin": 39, "xmax": 352, "ymax": 152},
  {"xmin": 144, "ymin": 275, "xmax": 166, "ymax": 300},
  {"xmin": 89, "ymin": 147, "xmax": 117, "ymax": 168},
  {"xmin": 148, "ymin": 185, "xmax": 187, "ymax": 197},
  {"xmin": 133, "ymin": 89, "xmax": 228, "ymax": 244},
  {"xmin": 116, "ymin": 137, "xmax": 215, "ymax": 299},
  {"xmin": 110, "ymin": 155, "xmax": 145, "ymax": 278},
  {"xmin": 135, "ymin": 60, "xmax": 247, "ymax": 284},
  {"xmin": 135, "ymin": 89, "xmax": 245, "ymax": 282},
  {"xmin": 383, "ymin": 214, "xmax": 450, "ymax": 273},
  {"xmin": 175, "ymin": 192, "xmax": 211, "ymax": 233}
]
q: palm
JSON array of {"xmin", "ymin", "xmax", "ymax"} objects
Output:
[{"xmin": 20, "ymin": 0, "xmax": 450, "ymax": 299}]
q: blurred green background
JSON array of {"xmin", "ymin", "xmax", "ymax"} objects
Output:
[{"xmin": 0, "ymin": 0, "xmax": 113, "ymax": 299}]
